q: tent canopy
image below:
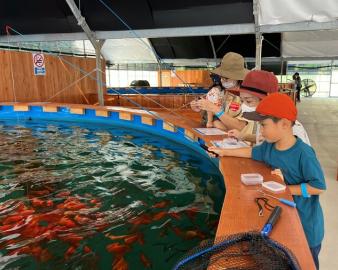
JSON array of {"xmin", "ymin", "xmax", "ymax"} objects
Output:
[{"xmin": 1, "ymin": 0, "xmax": 338, "ymax": 66}]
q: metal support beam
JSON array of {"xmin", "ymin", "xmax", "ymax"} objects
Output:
[
  {"xmin": 95, "ymin": 40, "xmax": 105, "ymax": 106},
  {"xmin": 2, "ymin": 20, "xmax": 338, "ymax": 43},
  {"xmin": 0, "ymin": 24, "xmax": 255, "ymax": 43},
  {"xmin": 253, "ymin": 0, "xmax": 262, "ymax": 70},
  {"xmin": 209, "ymin": 36, "xmax": 217, "ymax": 65},
  {"xmin": 65, "ymin": 0, "xmax": 105, "ymax": 106},
  {"xmin": 146, "ymin": 38, "xmax": 162, "ymax": 87}
]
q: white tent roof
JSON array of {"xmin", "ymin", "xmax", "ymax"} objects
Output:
[
  {"xmin": 101, "ymin": 38, "xmax": 158, "ymax": 64},
  {"xmin": 258, "ymin": 0, "xmax": 338, "ymax": 26},
  {"xmin": 282, "ymin": 30, "xmax": 338, "ymax": 58}
]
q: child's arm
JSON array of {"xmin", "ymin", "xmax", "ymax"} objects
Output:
[
  {"xmin": 206, "ymin": 111, "xmax": 214, "ymax": 128},
  {"xmin": 208, "ymin": 146, "xmax": 252, "ymax": 158},
  {"xmin": 272, "ymin": 169, "xmax": 325, "ymax": 196},
  {"xmin": 288, "ymin": 184, "xmax": 325, "ymax": 196}
]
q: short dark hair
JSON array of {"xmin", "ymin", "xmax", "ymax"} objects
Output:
[{"xmin": 268, "ymin": 116, "xmax": 295, "ymax": 126}]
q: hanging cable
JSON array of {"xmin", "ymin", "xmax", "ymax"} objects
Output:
[{"xmin": 5, "ymin": 26, "xmax": 17, "ymax": 103}]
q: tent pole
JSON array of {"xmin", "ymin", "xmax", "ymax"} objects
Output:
[{"xmin": 253, "ymin": 0, "xmax": 263, "ymax": 70}]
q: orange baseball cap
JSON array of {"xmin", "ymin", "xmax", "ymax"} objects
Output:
[{"xmin": 242, "ymin": 93, "xmax": 297, "ymax": 121}]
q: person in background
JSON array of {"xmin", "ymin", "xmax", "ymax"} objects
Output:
[
  {"xmin": 190, "ymin": 52, "xmax": 248, "ymax": 127},
  {"xmin": 293, "ymin": 72, "xmax": 302, "ymax": 102},
  {"xmin": 208, "ymin": 93, "xmax": 326, "ymax": 270}
]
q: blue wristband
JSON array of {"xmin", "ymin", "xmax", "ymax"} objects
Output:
[
  {"xmin": 300, "ymin": 183, "xmax": 310, "ymax": 198},
  {"xmin": 215, "ymin": 109, "xmax": 225, "ymax": 118}
]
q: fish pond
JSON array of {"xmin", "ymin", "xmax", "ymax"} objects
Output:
[{"xmin": 0, "ymin": 120, "xmax": 224, "ymax": 270}]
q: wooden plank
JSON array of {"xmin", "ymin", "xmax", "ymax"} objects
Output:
[
  {"xmin": 95, "ymin": 110, "xmax": 109, "ymax": 117},
  {"xmin": 163, "ymin": 122, "xmax": 176, "ymax": 132},
  {"xmin": 217, "ymin": 157, "xmax": 316, "ymax": 270},
  {"xmin": 14, "ymin": 104, "xmax": 29, "ymax": 111},
  {"xmin": 119, "ymin": 112, "xmax": 133, "ymax": 121},
  {"xmin": 141, "ymin": 116, "xmax": 155, "ymax": 126},
  {"xmin": 70, "ymin": 107, "xmax": 84, "ymax": 115},
  {"xmin": 43, "ymin": 106, "xmax": 58, "ymax": 112},
  {"xmin": 184, "ymin": 129, "xmax": 197, "ymax": 141}
]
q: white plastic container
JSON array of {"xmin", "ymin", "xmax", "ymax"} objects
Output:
[
  {"xmin": 241, "ymin": 173, "xmax": 263, "ymax": 185},
  {"xmin": 262, "ymin": 181, "xmax": 286, "ymax": 193}
]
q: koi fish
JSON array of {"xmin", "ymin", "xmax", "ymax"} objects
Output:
[
  {"xmin": 30, "ymin": 190, "xmax": 50, "ymax": 197},
  {"xmin": 112, "ymin": 256, "xmax": 128, "ymax": 270},
  {"xmin": 58, "ymin": 217, "xmax": 76, "ymax": 228},
  {"xmin": 140, "ymin": 253, "xmax": 152, "ymax": 268},
  {"xmin": 124, "ymin": 234, "xmax": 141, "ymax": 245},
  {"xmin": 83, "ymin": 246, "xmax": 91, "ymax": 253},
  {"xmin": 152, "ymin": 200, "xmax": 170, "ymax": 209},
  {"xmin": 105, "ymin": 234, "xmax": 129, "ymax": 241},
  {"xmin": 129, "ymin": 214, "xmax": 152, "ymax": 226},
  {"xmin": 59, "ymin": 233, "xmax": 83, "ymax": 246},
  {"xmin": 184, "ymin": 230, "xmax": 206, "ymax": 240},
  {"xmin": 185, "ymin": 207, "xmax": 199, "ymax": 219},
  {"xmin": 106, "ymin": 243, "xmax": 130, "ymax": 255},
  {"xmin": 152, "ymin": 211, "xmax": 167, "ymax": 221},
  {"xmin": 168, "ymin": 212, "xmax": 180, "ymax": 220},
  {"xmin": 2, "ymin": 215, "xmax": 24, "ymax": 225},
  {"xmin": 56, "ymin": 191, "xmax": 71, "ymax": 198},
  {"xmin": 74, "ymin": 215, "xmax": 90, "ymax": 225},
  {"xmin": 64, "ymin": 246, "xmax": 76, "ymax": 260},
  {"xmin": 31, "ymin": 198, "xmax": 45, "ymax": 208}
]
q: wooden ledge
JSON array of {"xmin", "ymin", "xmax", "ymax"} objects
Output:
[
  {"xmin": 119, "ymin": 112, "xmax": 133, "ymax": 121},
  {"xmin": 14, "ymin": 104, "xmax": 29, "ymax": 111},
  {"xmin": 163, "ymin": 122, "xmax": 176, "ymax": 132},
  {"xmin": 217, "ymin": 157, "xmax": 316, "ymax": 270}
]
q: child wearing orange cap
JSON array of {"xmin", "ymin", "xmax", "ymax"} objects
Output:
[{"xmin": 208, "ymin": 93, "xmax": 326, "ymax": 269}]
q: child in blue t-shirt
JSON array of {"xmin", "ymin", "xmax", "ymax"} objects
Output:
[{"xmin": 208, "ymin": 93, "xmax": 326, "ymax": 270}]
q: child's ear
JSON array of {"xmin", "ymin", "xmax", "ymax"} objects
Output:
[{"xmin": 281, "ymin": 119, "xmax": 292, "ymax": 129}]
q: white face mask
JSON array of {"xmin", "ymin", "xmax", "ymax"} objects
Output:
[
  {"xmin": 241, "ymin": 103, "xmax": 256, "ymax": 113},
  {"xmin": 222, "ymin": 80, "xmax": 237, "ymax": 89}
]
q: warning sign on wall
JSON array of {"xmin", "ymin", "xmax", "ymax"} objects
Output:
[{"xmin": 32, "ymin": 53, "xmax": 46, "ymax": 76}]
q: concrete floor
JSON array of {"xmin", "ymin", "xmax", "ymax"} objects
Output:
[{"xmin": 297, "ymin": 98, "xmax": 338, "ymax": 270}]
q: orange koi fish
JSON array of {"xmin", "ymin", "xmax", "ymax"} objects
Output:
[
  {"xmin": 140, "ymin": 253, "xmax": 152, "ymax": 268},
  {"xmin": 64, "ymin": 246, "xmax": 76, "ymax": 260},
  {"xmin": 124, "ymin": 234, "xmax": 140, "ymax": 245},
  {"xmin": 152, "ymin": 200, "xmax": 170, "ymax": 209},
  {"xmin": 106, "ymin": 243, "xmax": 130, "ymax": 255},
  {"xmin": 152, "ymin": 211, "xmax": 167, "ymax": 221},
  {"xmin": 3, "ymin": 215, "xmax": 24, "ymax": 225},
  {"xmin": 112, "ymin": 256, "xmax": 128, "ymax": 270},
  {"xmin": 129, "ymin": 214, "xmax": 152, "ymax": 226},
  {"xmin": 58, "ymin": 217, "xmax": 76, "ymax": 228},
  {"xmin": 168, "ymin": 212, "xmax": 180, "ymax": 220},
  {"xmin": 56, "ymin": 191, "xmax": 71, "ymax": 198},
  {"xmin": 31, "ymin": 198, "xmax": 45, "ymax": 208},
  {"xmin": 74, "ymin": 215, "xmax": 90, "ymax": 225}
]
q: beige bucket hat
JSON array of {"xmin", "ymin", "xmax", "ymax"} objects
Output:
[{"xmin": 211, "ymin": 52, "xmax": 249, "ymax": 80}]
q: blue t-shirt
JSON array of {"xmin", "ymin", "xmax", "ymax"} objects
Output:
[{"xmin": 252, "ymin": 138, "xmax": 326, "ymax": 247}]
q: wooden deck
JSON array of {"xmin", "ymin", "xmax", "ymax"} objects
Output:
[{"xmin": 0, "ymin": 103, "xmax": 315, "ymax": 269}]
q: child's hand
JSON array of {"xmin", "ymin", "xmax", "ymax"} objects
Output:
[
  {"xmin": 228, "ymin": 129, "xmax": 241, "ymax": 140},
  {"xmin": 206, "ymin": 121, "xmax": 214, "ymax": 128},
  {"xmin": 271, "ymin": 169, "xmax": 284, "ymax": 182},
  {"xmin": 208, "ymin": 146, "xmax": 225, "ymax": 157},
  {"xmin": 196, "ymin": 99, "xmax": 220, "ymax": 113},
  {"xmin": 190, "ymin": 100, "xmax": 201, "ymax": 112}
]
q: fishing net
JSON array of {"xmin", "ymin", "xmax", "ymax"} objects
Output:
[{"xmin": 173, "ymin": 231, "xmax": 301, "ymax": 270}]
